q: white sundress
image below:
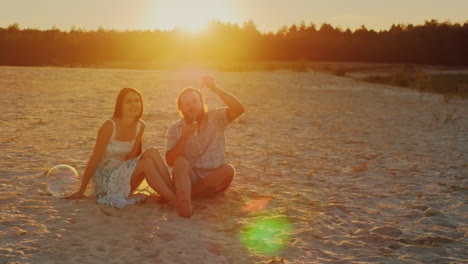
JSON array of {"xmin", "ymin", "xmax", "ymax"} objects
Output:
[{"xmin": 93, "ymin": 119, "xmax": 146, "ymax": 208}]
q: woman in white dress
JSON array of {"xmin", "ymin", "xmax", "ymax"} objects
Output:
[{"xmin": 65, "ymin": 88, "xmax": 178, "ymax": 209}]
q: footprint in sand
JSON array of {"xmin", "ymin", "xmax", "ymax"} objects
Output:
[
  {"xmin": 95, "ymin": 244, "xmax": 106, "ymax": 253},
  {"xmin": 65, "ymin": 217, "xmax": 77, "ymax": 224},
  {"xmin": 370, "ymin": 226, "xmax": 403, "ymax": 238},
  {"xmin": 107, "ymin": 238, "xmax": 120, "ymax": 247},
  {"xmin": 100, "ymin": 207, "xmax": 113, "ymax": 216},
  {"xmin": 132, "ymin": 235, "xmax": 152, "ymax": 244},
  {"xmin": 139, "ymin": 249, "xmax": 160, "ymax": 258},
  {"xmin": 155, "ymin": 231, "xmax": 176, "ymax": 241},
  {"xmin": 69, "ymin": 240, "xmax": 83, "ymax": 247}
]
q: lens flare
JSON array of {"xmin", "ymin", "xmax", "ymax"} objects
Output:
[
  {"xmin": 47, "ymin": 164, "xmax": 78, "ymax": 197},
  {"xmin": 240, "ymin": 215, "xmax": 293, "ymax": 255}
]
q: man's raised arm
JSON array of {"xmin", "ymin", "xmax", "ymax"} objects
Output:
[{"xmin": 202, "ymin": 76, "xmax": 245, "ymax": 122}]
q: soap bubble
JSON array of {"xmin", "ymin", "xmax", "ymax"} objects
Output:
[{"xmin": 46, "ymin": 164, "xmax": 79, "ymax": 197}]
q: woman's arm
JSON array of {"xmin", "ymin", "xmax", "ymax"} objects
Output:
[{"xmin": 64, "ymin": 120, "xmax": 113, "ymax": 199}]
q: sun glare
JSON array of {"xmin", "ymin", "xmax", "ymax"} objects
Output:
[
  {"xmin": 152, "ymin": 0, "xmax": 235, "ymax": 33},
  {"xmin": 180, "ymin": 18, "xmax": 208, "ymax": 33}
]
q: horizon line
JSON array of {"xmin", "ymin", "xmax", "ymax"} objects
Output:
[{"xmin": 3, "ymin": 18, "xmax": 468, "ymax": 34}]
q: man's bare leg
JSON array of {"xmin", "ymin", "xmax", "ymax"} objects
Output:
[
  {"xmin": 192, "ymin": 164, "xmax": 234, "ymax": 197},
  {"xmin": 172, "ymin": 157, "xmax": 193, "ymax": 218}
]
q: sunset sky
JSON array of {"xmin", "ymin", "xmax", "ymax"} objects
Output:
[{"xmin": 0, "ymin": 0, "xmax": 467, "ymax": 33}]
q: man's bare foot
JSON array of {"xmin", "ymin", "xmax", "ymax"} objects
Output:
[{"xmin": 176, "ymin": 192, "xmax": 193, "ymax": 218}]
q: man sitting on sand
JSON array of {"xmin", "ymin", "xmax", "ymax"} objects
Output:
[{"xmin": 165, "ymin": 76, "xmax": 245, "ymax": 218}]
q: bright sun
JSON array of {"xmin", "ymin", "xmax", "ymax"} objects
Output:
[{"xmin": 153, "ymin": 0, "xmax": 235, "ymax": 33}]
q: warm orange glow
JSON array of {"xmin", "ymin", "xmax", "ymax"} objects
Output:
[{"xmin": 152, "ymin": 0, "xmax": 234, "ymax": 33}]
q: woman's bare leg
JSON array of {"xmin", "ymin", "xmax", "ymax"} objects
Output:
[
  {"xmin": 130, "ymin": 172, "xmax": 145, "ymax": 192},
  {"xmin": 130, "ymin": 157, "xmax": 176, "ymax": 203},
  {"xmin": 143, "ymin": 148, "xmax": 174, "ymax": 191}
]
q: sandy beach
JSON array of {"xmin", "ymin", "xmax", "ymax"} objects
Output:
[{"xmin": 0, "ymin": 66, "xmax": 467, "ymax": 263}]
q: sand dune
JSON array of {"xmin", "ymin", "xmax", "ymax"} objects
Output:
[{"xmin": 0, "ymin": 66, "xmax": 467, "ymax": 263}]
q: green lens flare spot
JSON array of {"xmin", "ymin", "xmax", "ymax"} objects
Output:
[{"xmin": 240, "ymin": 215, "xmax": 293, "ymax": 255}]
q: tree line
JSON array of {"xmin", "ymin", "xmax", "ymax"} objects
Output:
[{"xmin": 1, "ymin": 19, "xmax": 467, "ymax": 67}]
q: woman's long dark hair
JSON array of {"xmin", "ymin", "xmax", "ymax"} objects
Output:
[{"xmin": 112, "ymin": 87, "xmax": 143, "ymax": 121}]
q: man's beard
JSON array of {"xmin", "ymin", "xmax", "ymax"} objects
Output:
[{"xmin": 184, "ymin": 109, "xmax": 204, "ymax": 122}]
